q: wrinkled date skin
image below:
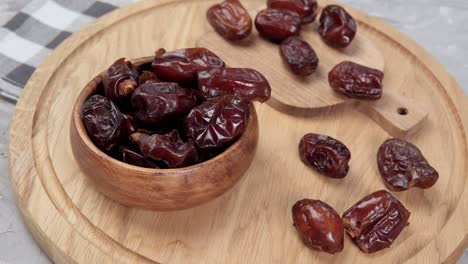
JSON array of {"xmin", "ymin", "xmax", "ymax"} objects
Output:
[
  {"xmin": 292, "ymin": 199, "xmax": 344, "ymax": 254},
  {"xmin": 318, "ymin": 5, "xmax": 357, "ymax": 49},
  {"xmin": 299, "ymin": 133, "xmax": 351, "ymax": 178},
  {"xmin": 131, "ymin": 130, "xmax": 198, "ymax": 168},
  {"xmin": 329, "ymin": 61, "xmax": 384, "ymax": 100},
  {"xmin": 103, "ymin": 58, "xmax": 139, "ymax": 105},
  {"xmin": 255, "ymin": 9, "xmax": 302, "ymax": 43},
  {"xmin": 342, "ymin": 190, "xmax": 410, "ymax": 254},
  {"xmin": 84, "ymin": 48, "xmax": 261, "ymax": 168},
  {"xmin": 131, "ymin": 82, "xmax": 199, "ymax": 127},
  {"xmin": 377, "ymin": 138, "xmax": 439, "ymax": 191},
  {"xmin": 115, "ymin": 146, "xmax": 160, "ymax": 168},
  {"xmin": 185, "ymin": 95, "xmax": 249, "ymax": 150},
  {"xmin": 280, "ymin": 36, "xmax": 319, "ymax": 76},
  {"xmin": 152, "ymin": 48, "xmax": 225, "ymax": 84},
  {"xmin": 207, "ymin": 0, "xmax": 252, "ymax": 41},
  {"xmin": 82, "ymin": 95, "xmax": 124, "ymax": 151},
  {"xmin": 267, "ymin": 0, "xmax": 318, "ymax": 24},
  {"xmin": 197, "ymin": 67, "xmax": 271, "ymax": 102}
]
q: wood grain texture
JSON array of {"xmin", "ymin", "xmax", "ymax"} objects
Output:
[
  {"xmin": 8, "ymin": 0, "xmax": 468, "ymax": 263},
  {"xmin": 71, "ymin": 58, "xmax": 258, "ymax": 210}
]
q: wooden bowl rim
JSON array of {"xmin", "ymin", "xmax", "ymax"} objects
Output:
[{"xmin": 72, "ymin": 56, "xmax": 258, "ymax": 174}]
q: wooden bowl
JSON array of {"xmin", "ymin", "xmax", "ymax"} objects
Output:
[{"xmin": 70, "ymin": 57, "xmax": 259, "ymax": 211}]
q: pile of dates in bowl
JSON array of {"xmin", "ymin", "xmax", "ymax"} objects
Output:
[
  {"xmin": 71, "ymin": 47, "xmax": 271, "ymax": 210},
  {"xmin": 81, "ymin": 47, "xmax": 271, "ymax": 168}
]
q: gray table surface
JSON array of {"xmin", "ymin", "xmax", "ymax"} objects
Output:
[{"xmin": 0, "ymin": 0, "xmax": 467, "ymax": 263}]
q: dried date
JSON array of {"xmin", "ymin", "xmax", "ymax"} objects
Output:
[
  {"xmin": 377, "ymin": 138, "xmax": 439, "ymax": 191},
  {"xmin": 207, "ymin": 0, "xmax": 252, "ymax": 41},
  {"xmin": 318, "ymin": 5, "xmax": 357, "ymax": 49},
  {"xmin": 255, "ymin": 8, "xmax": 302, "ymax": 43},
  {"xmin": 342, "ymin": 190, "xmax": 410, "ymax": 254},
  {"xmin": 131, "ymin": 130, "xmax": 198, "ymax": 168},
  {"xmin": 267, "ymin": 0, "xmax": 318, "ymax": 24},
  {"xmin": 115, "ymin": 146, "xmax": 160, "ymax": 168},
  {"xmin": 329, "ymin": 61, "xmax": 384, "ymax": 100},
  {"xmin": 299, "ymin": 133, "xmax": 351, "ymax": 178},
  {"xmin": 103, "ymin": 58, "xmax": 139, "ymax": 105},
  {"xmin": 81, "ymin": 95, "xmax": 124, "ymax": 151},
  {"xmin": 131, "ymin": 82, "xmax": 199, "ymax": 127},
  {"xmin": 292, "ymin": 199, "xmax": 344, "ymax": 254},
  {"xmin": 185, "ymin": 95, "xmax": 249, "ymax": 150},
  {"xmin": 197, "ymin": 67, "xmax": 271, "ymax": 102},
  {"xmin": 122, "ymin": 113, "xmax": 137, "ymax": 135},
  {"xmin": 280, "ymin": 36, "xmax": 319, "ymax": 76},
  {"xmin": 152, "ymin": 48, "xmax": 225, "ymax": 84}
]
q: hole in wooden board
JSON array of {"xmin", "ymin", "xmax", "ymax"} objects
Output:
[{"xmin": 397, "ymin": 107, "xmax": 409, "ymax": 115}]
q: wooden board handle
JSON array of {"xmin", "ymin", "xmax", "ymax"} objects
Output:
[{"xmin": 356, "ymin": 91, "xmax": 428, "ymax": 137}]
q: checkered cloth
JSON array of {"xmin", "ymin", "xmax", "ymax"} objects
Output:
[{"xmin": 0, "ymin": 0, "xmax": 132, "ymax": 103}]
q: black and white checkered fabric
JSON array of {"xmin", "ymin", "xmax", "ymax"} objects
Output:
[{"xmin": 0, "ymin": 0, "xmax": 132, "ymax": 103}]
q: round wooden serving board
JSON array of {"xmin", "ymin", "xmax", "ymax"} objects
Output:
[{"xmin": 8, "ymin": 0, "xmax": 468, "ymax": 263}]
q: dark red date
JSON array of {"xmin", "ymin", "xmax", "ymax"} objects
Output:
[
  {"xmin": 342, "ymin": 190, "xmax": 410, "ymax": 254},
  {"xmin": 377, "ymin": 138, "xmax": 439, "ymax": 191},
  {"xmin": 83, "ymin": 47, "xmax": 260, "ymax": 168},
  {"xmin": 292, "ymin": 199, "xmax": 344, "ymax": 254},
  {"xmin": 318, "ymin": 5, "xmax": 357, "ymax": 49},
  {"xmin": 329, "ymin": 61, "xmax": 384, "ymax": 100},
  {"xmin": 131, "ymin": 82, "xmax": 199, "ymax": 127},
  {"xmin": 103, "ymin": 58, "xmax": 139, "ymax": 105},
  {"xmin": 197, "ymin": 67, "xmax": 271, "ymax": 102},
  {"xmin": 81, "ymin": 95, "xmax": 124, "ymax": 151},
  {"xmin": 115, "ymin": 146, "xmax": 160, "ymax": 168},
  {"xmin": 207, "ymin": 0, "xmax": 252, "ymax": 41},
  {"xmin": 299, "ymin": 133, "xmax": 351, "ymax": 178},
  {"xmin": 185, "ymin": 95, "xmax": 249, "ymax": 150},
  {"xmin": 255, "ymin": 8, "xmax": 302, "ymax": 43},
  {"xmin": 122, "ymin": 113, "xmax": 137, "ymax": 135},
  {"xmin": 152, "ymin": 48, "xmax": 225, "ymax": 84},
  {"xmin": 131, "ymin": 130, "xmax": 198, "ymax": 168},
  {"xmin": 267, "ymin": 0, "xmax": 318, "ymax": 24},
  {"xmin": 280, "ymin": 36, "xmax": 319, "ymax": 76}
]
